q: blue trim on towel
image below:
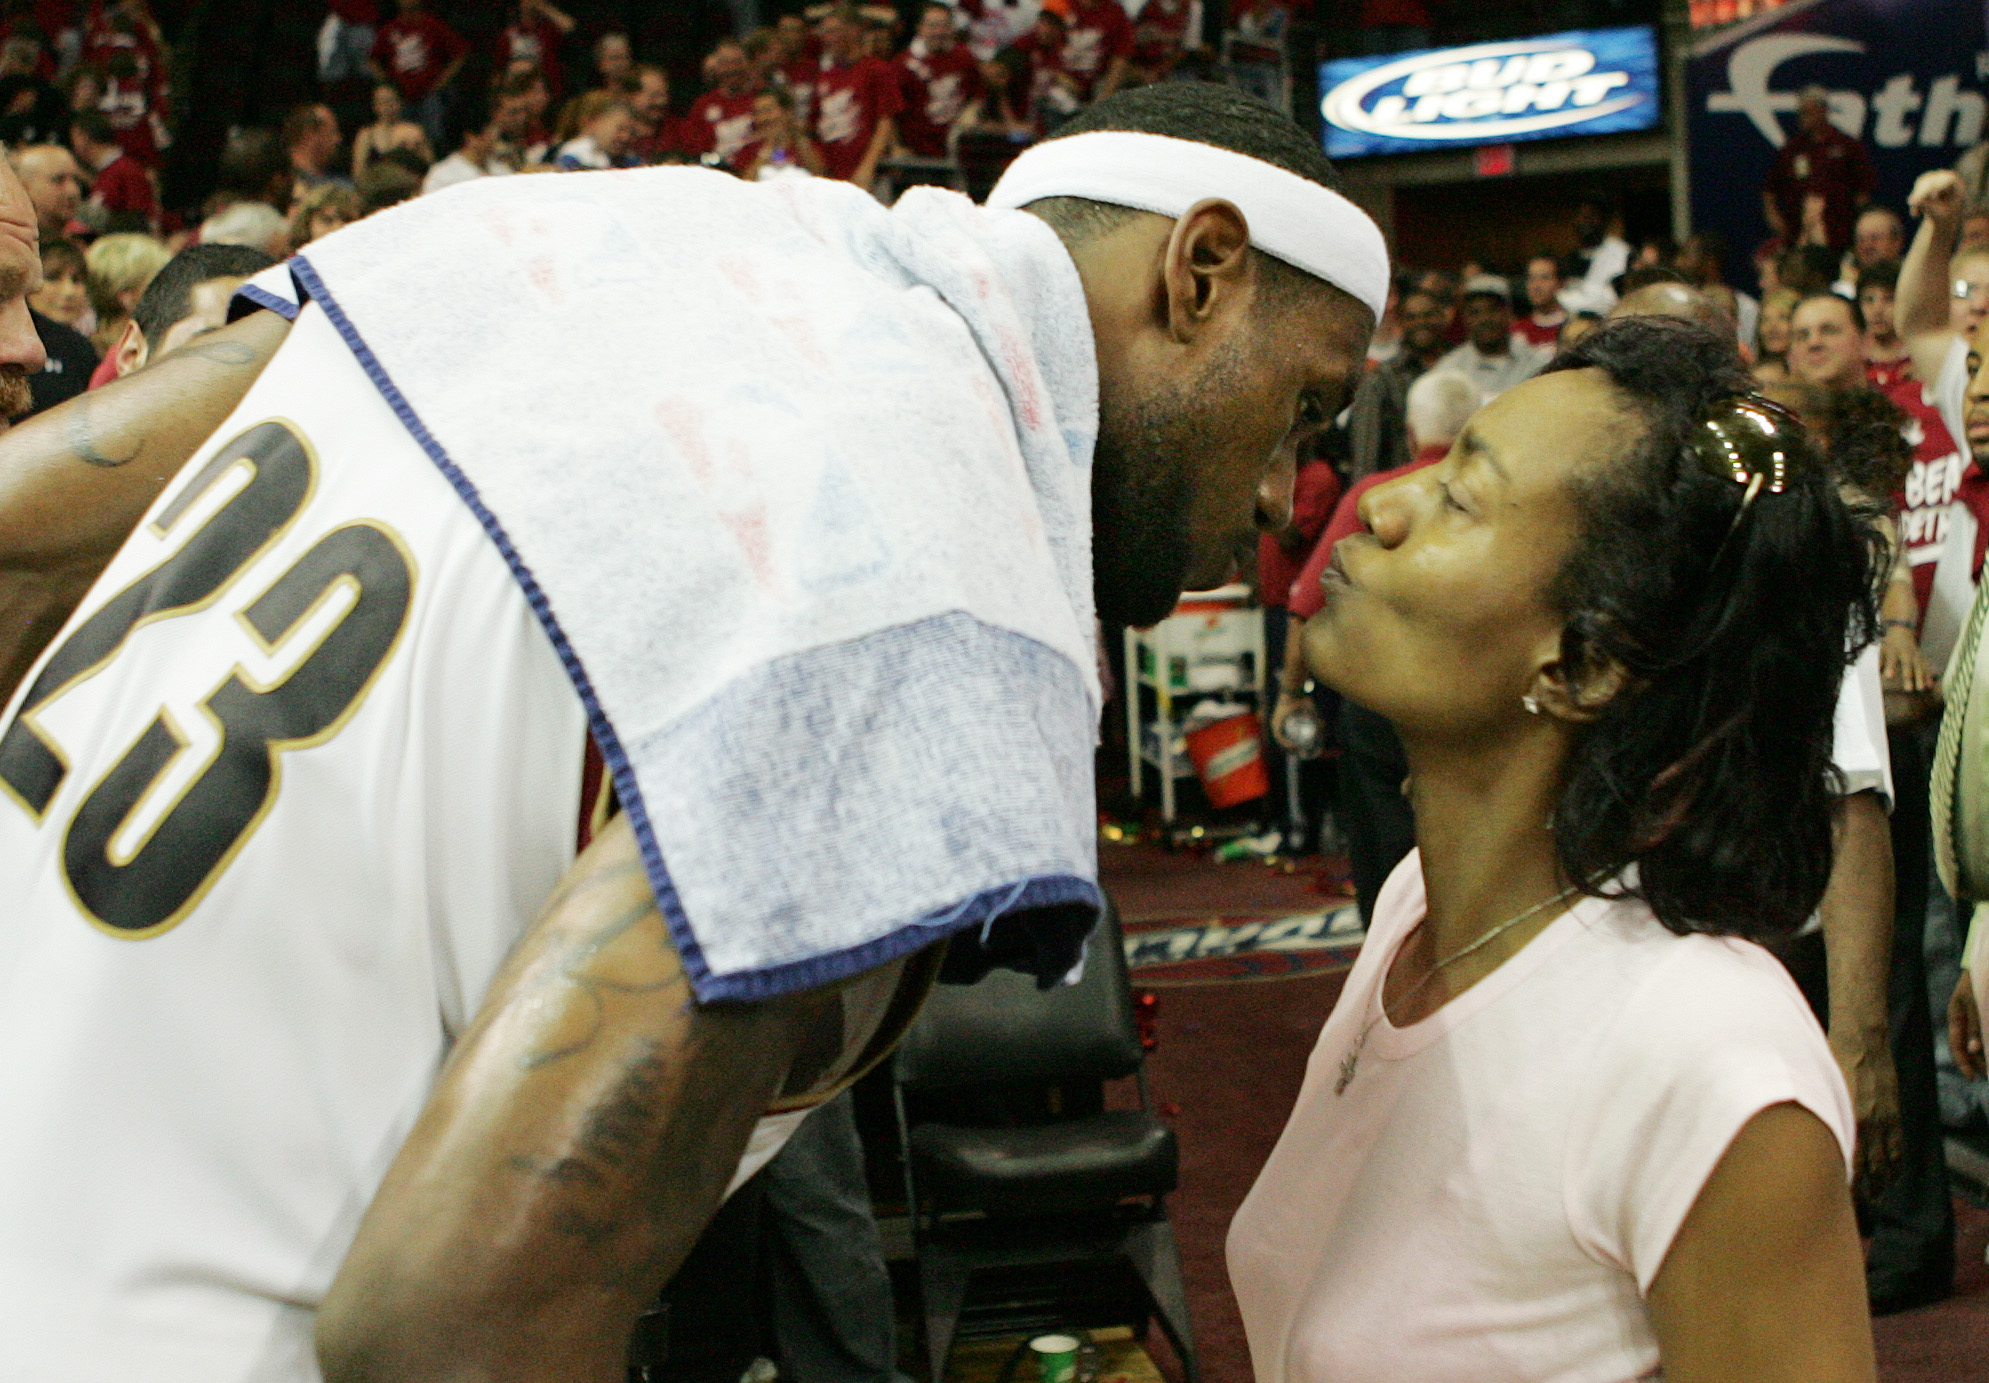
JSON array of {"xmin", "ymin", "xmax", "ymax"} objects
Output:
[
  {"xmin": 693, "ymin": 873, "xmax": 1104, "ymax": 1003},
  {"xmin": 287, "ymin": 255, "xmax": 730, "ymax": 1001},
  {"xmin": 234, "ymin": 282, "xmax": 299, "ymax": 322}
]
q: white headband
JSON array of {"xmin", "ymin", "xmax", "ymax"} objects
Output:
[{"xmin": 986, "ymin": 130, "xmax": 1390, "ymax": 322}]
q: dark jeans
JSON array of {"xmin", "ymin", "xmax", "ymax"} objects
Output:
[
  {"xmin": 1335, "ymin": 698, "xmax": 1415, "ymax": 923},
  {"xmin": 1778, "ymin": 722, "xmax": 1954, "ymax": 1298},
  {"xmin": 762, "ymin": 1092, "xmax": 909, "ymax": 1383}
]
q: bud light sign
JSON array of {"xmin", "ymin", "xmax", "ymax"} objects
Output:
[{"xmin": 1319, "ymin": 27, "xmax": 1662, "ymax": 159}]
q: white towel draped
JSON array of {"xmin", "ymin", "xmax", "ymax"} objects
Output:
[{"xmin": 262, "ymin": 167, "xmax": 1106, "ymax": 1001}]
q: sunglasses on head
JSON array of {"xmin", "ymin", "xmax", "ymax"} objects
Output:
[{"xmin": 1685, "ymin": 395, "xmax": 1800, "ymax": 529}]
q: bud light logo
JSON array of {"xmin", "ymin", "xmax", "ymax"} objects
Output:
[{"xmin": 1320, "ymin": 26, "xmax": 1662, "ymax": 159}]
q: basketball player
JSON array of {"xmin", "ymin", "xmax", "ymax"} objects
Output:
[{"xmin": 0, "ymin": 85, "xmax": 1382, "ymax": 1380}]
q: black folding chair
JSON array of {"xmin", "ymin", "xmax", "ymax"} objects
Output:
[{"xmin": 893, "ymin": 907, "xmax": 1197, "ymax": 1382}]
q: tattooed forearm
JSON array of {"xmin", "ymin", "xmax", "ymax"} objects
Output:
[
  {"xmin": 506, "ymin": 1035, "xmax": 676, "ymax": 1218},
  {"xmin": 64, "ymin": 398, "xmax": 140, "ymax": 468},
  {"xmin": 518, "ymin": 864, "xmax": 686, "ymax": 1071},
  {"xmin": 576, "ymin": 1040, "xmax": 673, "ymax": 1172},
  {"xmin": 315, "ymin": 814, "xmax": 824, "ymax": 1378},
  {"xmin": 175, "ymin": 339, "xmax": 259, "ymax": 366}
]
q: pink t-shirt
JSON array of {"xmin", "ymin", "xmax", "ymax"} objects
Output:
[{"xmin": 1227, "ymin": 852, "xmax": 1851, "ymax": 1383}]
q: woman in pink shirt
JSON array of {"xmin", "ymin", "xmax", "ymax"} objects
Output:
[{"xmin": 1229, "ymin": 315, "xmax": 1880, "ymax": 1382}]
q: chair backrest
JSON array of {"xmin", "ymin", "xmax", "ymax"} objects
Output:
[{"xmin": 894, "ymin": 906, "xmax": 1144, "ymax": 1092}]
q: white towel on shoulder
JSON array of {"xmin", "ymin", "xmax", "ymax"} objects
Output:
[{"xmin": 243, "ymin": 167, "xmax": 1104, "ymax": 1001}]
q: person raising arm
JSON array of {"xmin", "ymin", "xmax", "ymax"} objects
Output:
[{"xmin": 1898, "ymin": 169, "xmax": 1987, "ymax": 432}]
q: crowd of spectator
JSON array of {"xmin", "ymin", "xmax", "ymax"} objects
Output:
[
  {"xmin": 0, "ymin": 0, "xmax": 1229, "ymax": 431},
  {"xmin": 306, "ymin": 0, "xmax": 1214, "ymax": 201}
]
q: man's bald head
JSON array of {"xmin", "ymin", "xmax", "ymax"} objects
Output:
[
  {"xmin": 11, "ymin": 144, "xmax": 80, "ymax": 240},
  {"xmin": 1609, "ymin": 281, "xmax": 1736, "ymax": 340},
  {"xmin": 0, "ymin": 158, "xmax": 47, "ymax": 425}
]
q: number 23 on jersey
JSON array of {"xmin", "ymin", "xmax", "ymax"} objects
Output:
[{"xmin": 0, "ymin": 418, "xmax": 415, "ymax": 938}]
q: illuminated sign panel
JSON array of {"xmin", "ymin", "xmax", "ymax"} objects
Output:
[{"xmin": 1319, "ymin": 26, "xmax": 1662, "ymax": 159}]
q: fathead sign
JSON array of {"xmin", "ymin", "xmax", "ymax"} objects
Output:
[
  {"xmin": 1686, "ymin": 0, "xmax": 1987, "ymax": 294},
  {"xmin": 1319, "ymin": 26, "xmax": 1663, "ymax": 159}
]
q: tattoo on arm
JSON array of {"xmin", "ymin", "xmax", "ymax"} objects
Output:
[
  {"xmin": 64, "ymin": 335, "xmax": 271, "ymax": 467},
  {"xmin": 516, "ymin": 859, "xmax": 683, "ymax": 1072},
  {"xmin": 176, "ymin": 340, "xmax": 259, "ymax": 366},
  {"xmin": 509, "ymin": 1037, "xmax": 679, "ymax": 1246},
  {"xmin": 64, "ymin": 397, "xmax": 140, "ymax": 469},
  {"xmin": 492, "ymin": 850, "xmax": 797, "ymax": 1259}
]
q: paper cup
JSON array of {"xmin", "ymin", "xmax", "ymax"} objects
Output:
[{"xmin": 1029, "ymin": 1333, "xmax": 1081, "ymax": 1383}]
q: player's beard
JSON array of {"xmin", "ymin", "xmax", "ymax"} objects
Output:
[
  {"xmin": 1090, "ymin": 340, "xmax": 1246, "ymax": 630},
  {"xmin": 1092, "ymin": 400, "xmax": 1193, "ymax": 630},
  {"xmin": 0, "ymin": 366, "xmax": 32, "ymax": 425}
]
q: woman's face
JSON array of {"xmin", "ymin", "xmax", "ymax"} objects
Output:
[
  {"xmin": 30, "ymin": 261, "xmax": 87, "ymax": 327},
  {"xmin": 1301, "ymin": 368, "xmax": 1630, "ymax": 738},
  {"xmin": 373, "ymin": 85, "xmax": 401, "ymax": 123},
  {"xmin": 1758, "ymin": 297, "xmax": 1793, "ymax": 356}
]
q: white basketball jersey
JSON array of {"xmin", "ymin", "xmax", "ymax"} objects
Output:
[{"xmin": 0, "ymin": 304, "xmax": 590, "ymax": 1380}]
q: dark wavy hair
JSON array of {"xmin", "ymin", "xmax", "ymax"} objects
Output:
[
  {"xmin": 1824, "ymin": 386, "xmax": 1913, "ymax": 500},
  {"xmin": 1542, "ymin": 316, "xmax": 1885, "ymax": 941}
]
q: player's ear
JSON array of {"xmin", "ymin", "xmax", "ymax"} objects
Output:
[
  {"xmin": 113, "ymin": 318, "xmax": 146, "ymax": 378},
  {"xmin": 1161, "ymin": 197, "xmax": 1251, "ymax": 345}
]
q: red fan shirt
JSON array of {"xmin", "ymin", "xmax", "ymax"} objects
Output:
[
  {"xmin": 82, "ymin": 5, "xmax": 160, "ymax": 97},
  {"xmin": 810, "ymin": 55, "xmax": 903, "ymax": 182},
  {"xmin": 1866, "ymin": 354, "xmax": 1913, "ymax": 391},
  {"xmin": 894, "ymin": 42, "xmax": 982, "ymax": 158},
  {"xmin": 1058, "ymin": 0, "xmax": 1135, "ymax": 97},
  {"xmin": 1011, "ymin": 25, "xmax": 1073, "ymax": 128},
  {"xmin": 1132, "ymin": 0, "xmax": 1193, "ymax": 71},
  {"xmin": 371, "ymin": 11, "xmax": 468, "ymax": 101},
  {"xmin": 1513, "ymin": 312, "xmax": 1565, "ymax": 349},
  {"xmin": 99, "ymin": 72, "xmax": 162, "ymax": 166},
  {"xmin": 1886, "ymin": 376, "xmax": 1978, "ymax": 613},
  {"xmin": 496, "ymin": 17, "xmax": 565, "ymax": 96},
  {"xmin": 88, "ymin": 149, "xmax": 155, "ymax": 221},
  {"xmin": 1764, "ymin": 123, "xmax": 1876, "ymax": 253},
  {"xmin": 631, "ymin": 114, "xmax": 697, "ymax": 164},
  {"xmin": 684, "ymin": 89, "xmax": 759, "ymax": 168},
  {"xmin": 1256, "ymin": 459, "xmax": 1344, "ymax": 611}
]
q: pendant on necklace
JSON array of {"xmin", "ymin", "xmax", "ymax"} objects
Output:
[{"xmin": 1334, "ymin": 1027, "xmax": 1369, "ymax": 1096}]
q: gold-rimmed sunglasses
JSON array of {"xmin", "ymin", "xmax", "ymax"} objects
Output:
[{"xmin": 1685, "ymin": 395, "xmax": 1800, "ymax": 529}]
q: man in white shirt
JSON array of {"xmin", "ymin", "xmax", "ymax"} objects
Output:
[
  {"xmin": 420, "ymin": 89, "xmax": 511, "ymax": 195},
  {"xmin": 1898, "ymin": 169, "xmax": 1989, "ymax": 674},
  {"xmin": 1560, "ymin": 191, "xmax": 1630, "ymax": 314},
  {"xmin": 1433, "ymin": 274, "xmax": 1547, "ymax": 401}
]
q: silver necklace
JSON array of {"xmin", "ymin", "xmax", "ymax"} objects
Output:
[{"xmin": 1334, "ymin": 886, "xmax": 1576, "ymax": 1096}]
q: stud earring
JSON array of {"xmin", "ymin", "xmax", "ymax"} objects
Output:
[{"xmin": 1522, "ymin": 695, "xmax": 1541, "ymax": 715}]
